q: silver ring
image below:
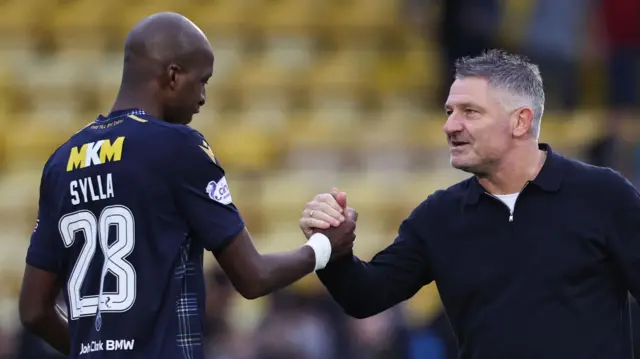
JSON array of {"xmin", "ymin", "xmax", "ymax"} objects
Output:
[{"xmin": 309, "ymin": 209, "xmax": 315, "ymax": 218}]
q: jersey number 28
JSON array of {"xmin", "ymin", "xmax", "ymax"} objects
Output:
[{"xmin": 58, "ymin": 205, "xmax": 136, "ymax": 320}]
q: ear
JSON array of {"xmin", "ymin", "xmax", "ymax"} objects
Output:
[
  {"xmin": 512, "ymin": 107, "xmax": 534, "ymax": 138},
  {"xmin": 167, "ymin": 63, "xmax": 182, "ymax": 91}
]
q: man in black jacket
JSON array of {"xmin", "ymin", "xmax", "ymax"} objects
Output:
[{"xmin": 299, "ymin": 49, "xmax": 640, "ymax": 359}]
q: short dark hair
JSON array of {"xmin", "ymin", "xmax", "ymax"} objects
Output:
[{"xmin": 454, "ymin": 49, "xmax": 545, "ymax": 137}]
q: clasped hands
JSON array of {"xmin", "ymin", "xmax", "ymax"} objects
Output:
[{"xmin": 299, "ymin": 188, "xmax": 358, "ymax": 261}]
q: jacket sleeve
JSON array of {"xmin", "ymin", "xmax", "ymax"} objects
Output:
[
  {"xmin": 607, "ymin": 171, "xmax": 640, "ymax": 299},
  {"xmin": 316, "ymin": 198, "xmax": 434, "ymax": 318}
]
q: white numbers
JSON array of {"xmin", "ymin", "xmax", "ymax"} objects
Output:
[
  {"xmin": 59, "ymin": 211, "xmax": 97, "ymax": 319},
  {"xmin": 59, "ymin": 205, "xmax": 136, "ymax": 320}
]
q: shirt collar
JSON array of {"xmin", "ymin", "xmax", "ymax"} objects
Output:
[
  {"xmin": 466, "ymin": 143, "xmax": 563, "ymax": 205},
  {"xmin": 97, "ymin": 108, "xmax": 146, "ymax": 122}
]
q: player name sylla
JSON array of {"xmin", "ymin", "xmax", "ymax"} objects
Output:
[{"xmin": 70, "ymin": 173, "xmax": 115, "ymax": 205}]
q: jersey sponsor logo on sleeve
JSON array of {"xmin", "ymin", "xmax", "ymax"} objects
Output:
[
  {"xmin": 67, "ymin": 137, "xmax": 125, "ymax": 172},
  {"xmin": 206, "ymin": 176, "xmax": 232, "ymax": 205}
]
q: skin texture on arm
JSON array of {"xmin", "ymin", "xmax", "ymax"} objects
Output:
[
  {"xmin": 215, "ymin": 227, "xmax": 316, "ymax": 299},
  {"xmin": 215, "ymin": 221, "xmax": 356, "ymax": 300},
  {"xmin": 19, "ymin": 265, "xmax": 70, "ymax": 355}
]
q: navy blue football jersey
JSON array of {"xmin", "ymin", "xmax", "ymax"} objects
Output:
[{"xmin": 25, "ymin": 109, "xmax": 245, "ymax": 359}]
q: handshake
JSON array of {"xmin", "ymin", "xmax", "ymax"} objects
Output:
[{"xmin": 299, "ymin": 188, "xmax": 359, "ymax": 270}]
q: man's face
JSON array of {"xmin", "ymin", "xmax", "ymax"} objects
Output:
[
  {"xmin": 163, "ymin": 45, "xmax": 213, "ymax": 125},
  {"xmin": 443, "ymin": 77, "xmax": 514, "ymax": 175}
]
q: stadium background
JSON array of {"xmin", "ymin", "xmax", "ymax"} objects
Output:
[{"xmin": 0, "ymin": 0, "xmax": 638, "ymax": 358}]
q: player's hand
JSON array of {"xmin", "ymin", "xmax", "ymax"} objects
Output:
[
  {"xmin": 299, "ymin": 188, "xmax": 347, "ymax": 239},
  {"xmin": 314, "ymin": 207, "xmax": 358, "ymax": 260}
]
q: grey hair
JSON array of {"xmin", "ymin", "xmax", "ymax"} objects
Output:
[{"xmin": 454, "ymin": 49, "xmax": 545, "ymax": 138}]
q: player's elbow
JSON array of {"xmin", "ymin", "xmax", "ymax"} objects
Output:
[
  {"xmin": 339, "ymin": 302, "xmax": 381, "ymax": 319},
  {"xmin": 235, "ymin": 285, "xmax": 264, "ymax": 300},
  {"xmin": 344, "ymin": 309, "xmax": 373, "ymax": 319},
  {"xmin": 19, "ymin": 305, "xmax": 47, "ymax": 332},
  {"xmin": 234, "ymin": 279, "xmax": 270, "ymax": 300},
  {"xmin": 229, "ymin": 265, "xmax": 272, "ymax": 299},
  {"xmin": 238, "ymin": 289, "xmax": 261, "ymax": 300},
  {"xmin": 19, "ymin": 292, "xmax": 48, "ymax": 331},
  {"xmin": 227, "ymin": 271, "xmax": 268, "ymax": 299},
  {"xmin": 326, "ymin": 287, "xmax": 387, "ymax": 319}
]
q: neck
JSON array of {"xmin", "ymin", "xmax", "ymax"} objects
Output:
[
  {"xmin": 111, "ymin": 84, "xmax": 163, "ymax": 120},
  {"xmin": 477, "ymin": 141, "xmax": 546, "ymax": 195}
]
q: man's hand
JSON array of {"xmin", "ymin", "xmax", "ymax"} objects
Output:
[
  {"xmin": 300, "ymin": 188, "xmax": 359, "ymax": 260},
  {"xmin": 316, "ymin": 207, "xmax": 358, "ymax": 260},
  {"xmin": 299, "ymin": 189, "xmax": 347, "ymax": 239}
]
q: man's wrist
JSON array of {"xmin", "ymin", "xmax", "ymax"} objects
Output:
[{"xmin": 304, "ymin": 233, "xmax": 332, "ymax": 271}]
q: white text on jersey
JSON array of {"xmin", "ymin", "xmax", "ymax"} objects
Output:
[
  {"xmin": 70, "ymin": 173, "xmax": 115, "ymax": 205},
  {"xmin": 79, "ymin": 339, "xmax": 135, "ymax": 355}
]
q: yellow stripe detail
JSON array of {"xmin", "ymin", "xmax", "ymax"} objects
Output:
[
  {"xmin": 199, "ymin": 141, "xmax": 216, "ymax": 163},
  {"xmin": 128, "ymin": 115, "xmax": 148, "ymax": 123}
]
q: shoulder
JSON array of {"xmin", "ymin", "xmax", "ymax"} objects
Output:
[
  {"xmin": 559, "ymin": 154, "xmax": 632, "ymax": 194},
  {"xmin": 129, "ymin": 118, "xmax": 219, "ymax": 165},
  {"xmin": 546, "ymin": 153, "xmax": 639, "ymax": 218},
  {"xmin": 405, "ymin": 177, "xmax": 472, "ymax": 223},
  {"xmin": 134, "ymin": 115, "xmax": 209, "ymax": 145},
  {"xmin": 148, "ymin": 125, "xmax": 225, "ymax": 181},
  {"xmin": 38, "ymin": 147, "xmax": 65, "ymax": 189},
  {"xmin": 151, "ymin": 122, "xmax": 211, "ymax": 152},
  {"xmin": 427, "ymin": 177, "xmax": 473, "ymax": 211},
  {"xmin": 41, "ymin": 135, "xmax": 79, "ymax": 179}
]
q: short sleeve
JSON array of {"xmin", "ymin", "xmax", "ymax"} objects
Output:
[
  {"xmin": 25, "ymin": 164, "xmax": 66, "ymax": 275},
  {"xmin": 172, "ymin": 130, "xmax": 245, "ymax": 254}
]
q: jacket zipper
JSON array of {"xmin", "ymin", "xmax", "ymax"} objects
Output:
[{"xmin": 484, "ymin": 181, "xmax": 530, "ymax": 222}]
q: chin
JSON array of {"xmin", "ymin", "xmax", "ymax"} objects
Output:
[
  {"xmin": 178, "ymin": 115, "xmax": 194, "ymax": 125},
  {"xmin": 450, "ymin": 157, "xmax": 480, "ymax": 174}
]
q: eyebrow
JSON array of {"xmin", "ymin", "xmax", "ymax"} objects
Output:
[{"xmin": 444, "ymin": 102, "xmax": 478, "ymax": 110}]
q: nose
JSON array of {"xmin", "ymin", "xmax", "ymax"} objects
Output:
[
  {"xmin": 443, "ymin": 114, "xmax": 463, "ymax": 135},
  {"xmin": 199, "ymin": 92, "xmax": 206, "ymax": 107}
]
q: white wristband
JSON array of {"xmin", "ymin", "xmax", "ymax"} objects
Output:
[{"xmin": 304, "ymin": 233, "xmax": 332, "ymax": 271}]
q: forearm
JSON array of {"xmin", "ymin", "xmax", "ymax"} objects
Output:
[
  {"xmin": 316, "ymin": 255, "xmax": 394, "ymax": 319},
  {"xmin": 216, "ymin": 228, "xmax": 322, "ymax": 299},
  {"xmin": 22, "ymin": 307, "xmax": 70, "ymax": 355},
  {"xmin": 249, "ymin": 246, "xmax": 316, "ymax": 298},
  {"xmin": 304, "ymin": 195, "xmax": 431, "ymax": 318}
]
